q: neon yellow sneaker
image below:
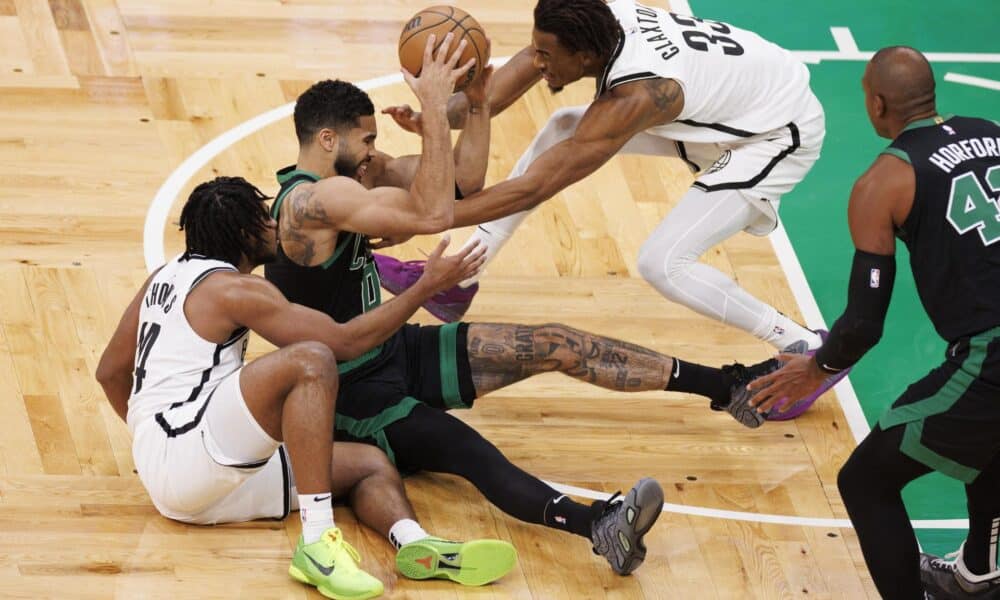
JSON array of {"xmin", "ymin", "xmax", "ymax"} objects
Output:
[
  {"xmin": 395, "ymin": 537, "xmax": 517, "ymax": 586},
  {"xmin": 288, "ymin": 528, "xmax": 384, "ymax": 599}
]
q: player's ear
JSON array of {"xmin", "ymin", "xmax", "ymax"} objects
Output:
[
  {"xmin": 317, "ymin": 128, "xmax": 337, "ymax": 153},
  {"xmin": 873, "ymin": 94, "xmax": 887, "ymax": 119}
]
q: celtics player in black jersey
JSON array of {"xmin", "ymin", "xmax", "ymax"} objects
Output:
[
  {"xmin": 265, "ymin": 20, "xmax": 788, "ymax": 583},
  {"xmin": 747, "ymin": 47, "xmax": 1000, "ymax": 599}
]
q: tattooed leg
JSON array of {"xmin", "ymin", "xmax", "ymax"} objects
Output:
[{"xmin": 466, "ymin": 323, "xmax": 674, "ymax": 396}]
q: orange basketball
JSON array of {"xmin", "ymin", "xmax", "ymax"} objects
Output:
[{"xmin": 398, "ymin": 5, "xmax": 489, "ymax": 93}]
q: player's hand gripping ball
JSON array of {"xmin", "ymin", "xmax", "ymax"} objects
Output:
[{"xmin": 398, "ymin": 5, "xmax": 489, "ymax": 92}]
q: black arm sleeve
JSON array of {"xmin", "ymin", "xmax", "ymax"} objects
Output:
[{"xmin": 814, "ymin": 250, "xmax": 896, "ymax": 373}]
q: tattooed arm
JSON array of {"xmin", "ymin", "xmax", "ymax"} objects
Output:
[
  {"xmin": 280, "ymin": 171, "xmax": 455, "ymax": 252},
  {"xmin": 452, "ymin": 77, "xmax": 685, "ymax": 227}
]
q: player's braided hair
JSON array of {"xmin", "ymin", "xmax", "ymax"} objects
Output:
[
  {"xmin": 294, "ymin": 79, "xmax": 375, "ymax": 145},
  {"xmin": 534, "ymin": 0, "xmax": 622, "ymax": 58},
  {"xmin": 179, "ymin": 176, "xmax": 272, "ymax": 266}
]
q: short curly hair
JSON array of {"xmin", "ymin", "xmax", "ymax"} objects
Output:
[
  {"xmin": 534, "ymin": 0, "xmax": 622, "ymax": 58},
  {"xmin": 179, "ymin": 176, "xmax": 272, "ymax": 266},
  {"xmin": 293, "ymin": 79, "xmax": 375, "ymax": 145}
]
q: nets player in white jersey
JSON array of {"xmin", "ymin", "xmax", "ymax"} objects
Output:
[
  {"xmin": 94, "ymin": 177, "xmax": 514, "ymax": 598},
  {"xmin": 382, "ymin": 0, "xmax": 847, "ymax": 419}
]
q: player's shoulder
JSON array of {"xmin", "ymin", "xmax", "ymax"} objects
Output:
[
  {"xmin": 853, "ymin": 152, "xmax": 914, "ymax": 202},
  {"xmin": 196, "ymin": 270, "xmax": 264, "ymax": 301}
]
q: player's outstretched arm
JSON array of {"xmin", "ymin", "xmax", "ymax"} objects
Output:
[
  {"xmin": 452, "ymin": 77, "xmax": 685, "ymax": 227},
  {"xmin": 748, "ymin": 154, "xmax": 915, "ymax": 413},
  {"xmin": 95, "ymin": 270, "xmax": 158, "ymax": 422},
  {"xmin": 222, "ymin": 238, "xmax": 485, "ymax": 359}
]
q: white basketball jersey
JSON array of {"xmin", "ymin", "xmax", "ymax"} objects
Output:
[
  {"xmin": 601, "ymin": 0, "xmax": 814, "ymax": 143},
  {"xmin": 127, "ymin": 255, "xmax": 249, "ymax": 433}
]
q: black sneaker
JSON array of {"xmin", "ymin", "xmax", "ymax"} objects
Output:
[
  {"xmin": 920, "ymin": 549, "xmax": 1000, "ymax": 599},
  {"xmin": 590, "ymin": 478, "xmax": 664, "ymax": 575},
  {"xmin": 718, "ymin": 340, "xmax": 809, "ymax": 428},
  {"xmin": 718, "ymin": 358, "xmax": 781, "ymax": 428}
]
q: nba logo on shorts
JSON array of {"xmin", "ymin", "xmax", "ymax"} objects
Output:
[{"xmin": 870, "ymin": 268, "xmax": 880, "ymax": 288}]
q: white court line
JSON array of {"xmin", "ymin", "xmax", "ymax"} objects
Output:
[
  {"xmin": 830, "ymin": 27, "xmax": 860, "ymax": 54},
  {"xmin": 768, "ymin": 223, "xmax": 870, "ymax": 444},
  {"xmin": 546, "ymin": 481, "xmax": 968, "ymax": 529},
  {"xmin": 143, "ymin": 45, "xmax": 975, "ymax": 529},
  {"xmin": 945, "ymin": 72, "xmax": 1000, "ymax": 91}
]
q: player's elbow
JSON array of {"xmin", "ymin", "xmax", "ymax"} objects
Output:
[
  {"xmin": 456, "ymin": 174, "xmax": 485, "ymax": 196},
  {"xmin": 412, "ymin": 208, "xmax": 454, "ymax": 234},
  {"xmin": 95, "ymin": 352, "xmax": 126, "ymax": 386}
]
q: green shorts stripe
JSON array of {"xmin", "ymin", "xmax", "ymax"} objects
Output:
[
  {"xmin": 879, "ymin": 326, "xmax": 998, "ymax": 429},
  {"xmin": 334, "ymin": 396, "xmax": 420, "ymax": 465},
  {"xmin": 438, "ymin": 322, "xmax": 463, "ymax": 409},
  {"xmin": 337, "ymin": 344, "xmax": 383, "ymax": 375},
  {"xmin": 900, "ymin": 420, "xmax": 981, "ymax": 483}
]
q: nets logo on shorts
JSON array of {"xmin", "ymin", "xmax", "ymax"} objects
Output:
[{"xmin": 705, "ymin": 150, "xmax": 732, "ymax": 175}]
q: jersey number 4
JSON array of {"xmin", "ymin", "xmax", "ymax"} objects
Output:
[
  {"xmin": 947, "ymin": 166, "xmax": 1000, "ymax": 246},
  {"xmin": 133, "ymin": 321, "xmax": 161, "ymax": 394}
]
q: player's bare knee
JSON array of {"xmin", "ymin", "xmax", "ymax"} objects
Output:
[
  {"xmin": 286, "ymin": 341, "xmax": 338, "ymax": 385},
  {"xmin": 356, "ymin": 445, "xmax": 397, "ymax": 481}
]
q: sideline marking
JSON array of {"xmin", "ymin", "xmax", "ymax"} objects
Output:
[
  {"xmin": 945, "ymin": 72, "xmax": 1000, "ymax": 92},
  {"xmin": 831, "ymin": 27, "xmax": 859, "ymax": 55},
  {"xmin": 547, "ymin": 480, "xmax": 968, "ymax": 528}
]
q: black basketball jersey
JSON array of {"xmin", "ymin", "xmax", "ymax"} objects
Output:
[
  {"xmin": 264, "ymin": 166, "xmax": 386, "ymax": 373},
  {"xmin": 887, "ymin": 115, "xmax": 1000, "ymax": 342}
]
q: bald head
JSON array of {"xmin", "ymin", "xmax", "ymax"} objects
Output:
[{"xmin": 866, "ymin": 46, "xmax": 936, "ymax": 119}]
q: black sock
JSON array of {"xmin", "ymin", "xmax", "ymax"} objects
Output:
[
  {"xmin": 665, "ymin": 359, "xmax": 732, "ymax": 407},
  {"xmin": 543, "ymin": 495, "xmax": 606, "ymax": 539}
]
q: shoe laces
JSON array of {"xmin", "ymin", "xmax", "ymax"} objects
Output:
[
  {"xmin": 323, "ymin": 528, "xmax": 363, "ymax": 565},
  {"xmin": 928, "ymin": 550, "xmax": 960, "ymax": 571},
  {"xmin": 596, "ymin": 492, "xmax": 623, "ymax": 522}
]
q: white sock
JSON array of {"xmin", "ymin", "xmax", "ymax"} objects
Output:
[
  {"xmin": 458, "ymin": 216, "xmax": 527, "ymax": 288},
  {"xmin": 760, "ymin": 312, "xmax": 822, "ymax": 351},
  {"xmin": 299, "ymin": 493, "xmax": 335, "ymax": 544},
  {"xmin": 388, "ymin": 518, "xmax": 430, "ymax": 549}
]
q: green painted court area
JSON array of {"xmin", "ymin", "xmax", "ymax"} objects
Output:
[{"xmin": 691, "ymin": 0, "xmax": 1000, "ymax": 555}]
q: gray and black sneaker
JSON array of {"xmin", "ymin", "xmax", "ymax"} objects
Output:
[
  {"xmin": 920, "ymin": 548, "xmax": 1000, "ymax": 599},
  {"xmin": 717, "ymin": 358, "xmax": 781, "ymax": 428},
  {"xmin": 590, "ymin": 478, "xmax": 664, "ymax": 575},
  {"xmin": 718, "ymin": 340, "xmax": 809, "ymax": 428}
]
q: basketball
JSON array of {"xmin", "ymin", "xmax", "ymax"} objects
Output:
[{"xmin": 398, "ymin": 6, "xmax": 489, "ymax": 93}]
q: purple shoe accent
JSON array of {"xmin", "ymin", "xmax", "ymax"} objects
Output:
[
  {"xmin": 374, "ymin": 254, "xmax": 479, "ymax": 323},
  {"xmin": 768, "ymin": 329, "xmax": 851, "ymax": 421}
]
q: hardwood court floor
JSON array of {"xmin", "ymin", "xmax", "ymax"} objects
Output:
[{"xmin": 0, "ymin": 1, "xmax": 876, "ymax": 598}]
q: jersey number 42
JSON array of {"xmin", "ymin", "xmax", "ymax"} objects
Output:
[{"xmin": 947, "ymin": 166, "xmax": 1000, "ymax": 246}]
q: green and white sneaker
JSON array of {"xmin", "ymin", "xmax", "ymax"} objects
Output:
[
  {"xmin": 289, "ymin": 527, "xmax": 384, "ymax": 599},
  {"xmin": 396, "ymin": 537, "xmax": 517, "ymax": 586}
]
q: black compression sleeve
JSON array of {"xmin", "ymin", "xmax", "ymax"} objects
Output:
[{"xmin": 814, "ymin": 250, "xmax": 896, "ymax": 373}]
